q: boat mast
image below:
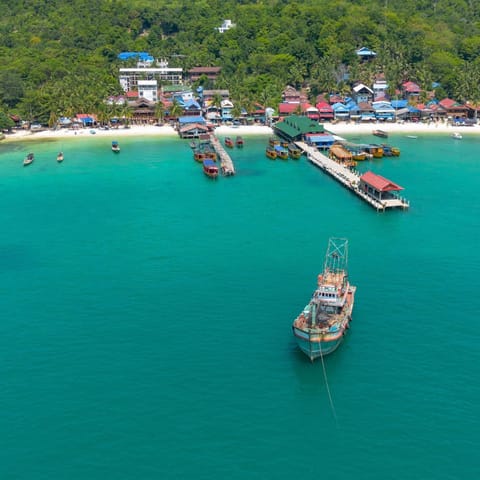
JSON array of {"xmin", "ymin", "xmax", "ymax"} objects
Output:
[{"xmin": 324, "ymin": 237, "xmax": 349, "ymax": 276}]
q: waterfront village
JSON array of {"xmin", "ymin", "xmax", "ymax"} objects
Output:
[
  {"xmin": 9, "ymin": 45, "xmax": 477, "ymax": 211},
  {"xmin": 9, "ymin": 45, "xmax": 480, "ymax": 135}
]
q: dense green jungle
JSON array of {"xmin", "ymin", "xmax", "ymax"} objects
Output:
[{"xmin": 1, "ymin": 0, "xmax": 480, "ymax": 126}]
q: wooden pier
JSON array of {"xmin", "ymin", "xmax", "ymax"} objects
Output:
[
  {"xmin": 210, "ymin": 135, "xmax": 235, "ymax": 176},
  {"xmin": 296, "ymin": 142, "xmax": 409, "ymax": 211}
]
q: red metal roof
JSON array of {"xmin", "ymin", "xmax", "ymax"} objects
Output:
[{"xmin": 360, "ymin": 171, "xmax": 403, "ymax": 192}]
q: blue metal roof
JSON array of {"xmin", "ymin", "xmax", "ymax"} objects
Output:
[
  {"xmin": 178, "ymin": 116, "xmax": 206, "ymax": 124},
  {"xmin": 391, "ymin": 100, "xmax": 408, "ymax": 109},
  {"xmin": 203, "ymin": 159, "xmax": 216, "ymax": 167},
  {"xmin": 118, "ymin": 51, "xmax": 154, "ymax": 62}
]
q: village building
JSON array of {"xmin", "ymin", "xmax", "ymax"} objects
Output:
[
  {"xmin": 138, "ymin": 80, "xmax": 158, "ymax": 103},
  {"xmin": 119, "ymin": 59, "xmax": 183, "ymax": 92},
  {"xmin": 187, "ymin": 66, "xmax": 222, "ymax": 83},
  {"xmin": 356, "ymin": 47, "xmax": 377, "ymax": 61},
  {"xmin": 273, "ymin": 114, "xmax": 335, "ymax": 148},
  {"xmin": 216, "ymin": 19, "xmax": 235, "ymax": 33},
  {"xmin": 353, "ymin": 83, "xmax": 374, "ymax": 104}
]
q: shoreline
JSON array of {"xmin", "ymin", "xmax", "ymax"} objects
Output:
[{"xmin": 1, "ymin": 121, "xmax": 478, "ymax": 144}]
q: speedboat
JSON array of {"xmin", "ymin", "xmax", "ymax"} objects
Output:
[{"xmin": 451, "ymin": 132, "xmax": 462, "ymax": 139}]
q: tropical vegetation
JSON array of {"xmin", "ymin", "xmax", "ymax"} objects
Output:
[{"xmin": 1, "ymin": 0, "xmax": 480, "ymax": 126}]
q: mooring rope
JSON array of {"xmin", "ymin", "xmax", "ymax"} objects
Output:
[{"xmin": 319, "ymin": 343, "xmax": 338, "ymax": 425}]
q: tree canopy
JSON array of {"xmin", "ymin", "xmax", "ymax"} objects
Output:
[{"xmin": 1, "ymin": 0, "xmax": 480, "ymax": 122}]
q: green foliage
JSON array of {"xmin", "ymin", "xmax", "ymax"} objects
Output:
[{"xmin": 0, "ymin": 0, "xmax": 479, "ymax": 121}]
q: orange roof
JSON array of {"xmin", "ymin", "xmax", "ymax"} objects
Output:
[{"xmin": 360, "ymin": 171, "xmax": 403, "ymax": 192}]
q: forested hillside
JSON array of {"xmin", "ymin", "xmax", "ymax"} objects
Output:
[{"xmin": 1, "ymin": 0, "xmax": 480, "ymax": 124}]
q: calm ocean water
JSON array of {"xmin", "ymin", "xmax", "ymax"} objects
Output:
[{"xmin": 0, "ymin": 130, "xmax": 479, "ymax": 479}]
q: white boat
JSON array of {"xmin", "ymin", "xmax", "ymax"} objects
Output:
[{"xmin": 451, "ymin": 132, "xmax": 462, "ymax": 139}]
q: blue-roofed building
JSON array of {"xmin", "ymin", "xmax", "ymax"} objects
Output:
[
  {"xmin": 332, "ymin": 102, "xmax": 350, "ymax": 120},
  {"xmin": 372, "ymin": 101, "xmax": 395, "ymax": 121},
  {"xmin": 356, "ymin": 47, "xmax": 376, "ymax": 61}
]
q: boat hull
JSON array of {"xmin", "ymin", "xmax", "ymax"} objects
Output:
[{"xmin": 292, "ymin": 325, "xmax": 349, "ymax": 359}]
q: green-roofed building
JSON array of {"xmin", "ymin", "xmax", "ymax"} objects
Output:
[
  {"xmin": 274, "ymin": 114, "xmax": 325, "ymax": 140},
  {"xmin": 274, "ymin": 114, "xmax": 335, "ymax": 149}
]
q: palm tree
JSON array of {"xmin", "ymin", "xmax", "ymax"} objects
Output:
[
  {"xmin": 155, "ymin": 100, "xmax": 166, "ymax": 124},
  {"xmin": 168, "ymin": 100, "xmax": 184, "ymax": 122}
]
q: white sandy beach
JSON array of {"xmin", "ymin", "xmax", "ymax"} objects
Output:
[{"xmin": 1, "ymin": 120, "xmax": 478, "ymax": 143}]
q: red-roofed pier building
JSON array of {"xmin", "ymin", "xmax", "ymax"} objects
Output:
[{"xmin": 359, "ymin": 171, "xmax": 409, "ymax": 210}]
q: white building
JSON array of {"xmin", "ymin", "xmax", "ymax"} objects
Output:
[
  {"xmin": 138, "ymin": 80, "xmax": 158, "ymax": 102},
  {"xmin": 216, "ymin": 19, "xmax": 235, "ymax": 33},
  {"xmin": 119, "ymin": 60, "xmax": 183, "ymax": 92}
]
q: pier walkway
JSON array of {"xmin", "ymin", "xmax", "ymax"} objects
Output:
[
  {"xmin": 296, "ymin": 142, "xmax": 409, "ymax": 211},
  {"xmin": 210, "ymin": 135, "xmax": 235, "ymax": 176}
]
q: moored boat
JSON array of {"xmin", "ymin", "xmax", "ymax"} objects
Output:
[
  {"xmin": 203, "ymin": 159, "xmax": 219, "ymax": 179},
  {"xmin": 268, "ymin": 136, "xmax": 280, "ymax": 147},
  {"xmin": 23, "ymin": 152, "xmax": 34, "ymax": 166},
  {"xmin": 292, "ymin": 237, "xmax": 356, "ymax": 360},
  {"xmin": 112, "ymin": 141, "xmax": 120, "ymax": 152},
  {"xmin": 56, "ymin": 151, "xmax": 64, "ymax": 162},
  {"xmin": 362, "ymin": 144, "xmax": 384, "ymax": 158},
  {"xmin": 224, "ymin": 136, "xmax": 234, "ymax": 148},
  {"xmin": 274, "ymin": 145, "xmax": 289, "ymax": 160},
  {"xmin": 288, "ymin": 143, "xmax": 302, "ymax": 159},
  {"xmin": 235, "ymin": 136, "xmax": 244, "ymax": 147},
  {"xmin": 381, "ymin": 144, "xmax": 400, "ymax": 156},
  {"xmin": 372, "ymin": 129, "xmax": 388, "ymax": 138},
  {"xmin": 451, "ymin": 132, "xmax": 462, "ymax": 139},
  {"xmin": 194, "ymin": 141, "xmax": 217, "ymax": 162},
  {"xmin": 266, "ymin": 145, "xmax": 277, "ymax": 159}
]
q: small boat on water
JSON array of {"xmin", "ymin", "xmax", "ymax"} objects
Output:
[
  {"xmin": 56, "ymin": 152, "xmax": 64, "ymax": 162},
  {"xmin": 194, "ymin": 141, "xmax": 217, "ymax": 162},
  {"xmin": 362, "ymin": 144, "xmax": 384, "ymax": 158},
  {"xmin": 202, "ymin": 159, "xmax": 219, "ymax": 179},
  {"xmin": 292, "ymin": 237, "xmax": 356, "ymax": 360},
  {"xmin": 406, "ymin": 135, "xmax": 418, "ymax": 139},
  {"xmin": 189, "ymin": 140, "xmax": 198, "ymax": 149},
  {"xmin": 274, "ymin": 145, "xmax": 289, "ymax": 160},
  {"xmin": 111, "ymin": 141, "xmax": 120, "ymax": 152},
  {"xmin": 266, "ymin": 145, "xmax": 277, "ymax": 159},
  {"xmin": 451, "ymin": 132, "xmax": 462, "ymax": 139},
  {"xmin": 372, "ymin": 129, "xmax": 388, "ymax": 138},
  {"xmin": 224, "ymin": 137, "xmax": 234, "ymax": 148},
  {"xmin": 268, "ymin": 136, "xmax": 280, "ymax": 147},
  {"xmin": 287, "ymin": 143, "xmax": 302, "ymax": 159},
  {"xmin": 381, "ymin": 144, "xmax": 400, "ymax": 157},
  {"xmin": 23, "ymin": 152, "xmax": 34, "ymax": 166},
  {"xmin": 235, "ymin": 136, "xmax": 244, "ymax": 148}
]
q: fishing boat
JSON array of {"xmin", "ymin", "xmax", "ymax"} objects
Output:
[
  {"xmin": 23, "ymin": 152, "xmax": 34, "ymax": 166},
  {"xmin": 202, "ymin": 159, "xmax": 219, "ymax": 179},
  {"xmin": 224, "ymin": 137, "xmax": 234, "ymax": 148},
  {"xmin": 288, "ymin": 143, "xmax": 302, "ymax": 159},
  {"xmin": 292, "ymin": 237, "xmax": 356, "ymax": 360},
  {"xmin": 56, "ymin": 152, "xmax": 64, "ymax": 162},
  {"xmin": 235, "ymin": 136, "xmax": 244, "ymax": 147},
  {"xmin": 111, "ymin": 141, "xmax": 120, "ymax": 152},
  {"xmin": 372, "ymin": 129, "xmax": 388, "ymax": 138},
  {"xmin": 274, "ymin": 145, "xmax": 289, "ymax": 160},
  {"xmin": 451, "ymin": 132, "xmax": 462, "ymax": 140},
  {"xmin": 266, "ymin": 145, "xmax": 277, "ymax": 159}
]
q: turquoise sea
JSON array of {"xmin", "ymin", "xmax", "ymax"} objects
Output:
[{"xmin": 0, "ymin": 130, "xmax": 479, "ymax": 479}]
